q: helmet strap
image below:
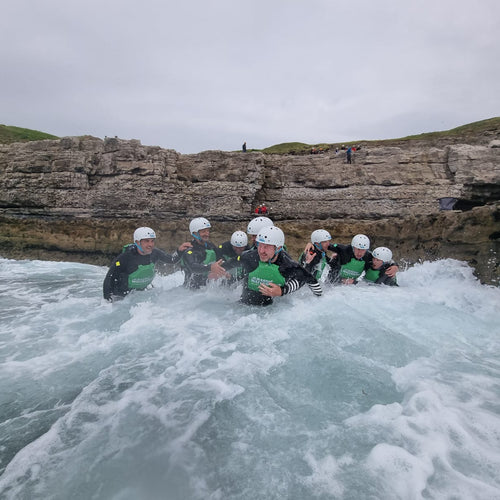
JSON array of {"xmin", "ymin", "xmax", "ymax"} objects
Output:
[{"xmin": 135, "ymin": 242, "xmax": 144, "ymax": 254}]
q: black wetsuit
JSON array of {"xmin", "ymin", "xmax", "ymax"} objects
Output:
[
  {"xmin": 234, "ymin": 248, "xmax": 323, "ymax": 306},
  {"xmin": 181, "ymin": 239, "xmax": 218, "ymax": 289},
  {"xmin": 327, "ymin": 244, "xmax": 372, "ymax": 283},
  {"xmin": 298, "ymin": 248, "xmax": 329, "ymax": 281},
  {"xmin": 103, "ymin": 245, "xmax": 181, "ymax": 300},
  {"xmin": 217, "ymin": 241, "xmax": 248, "ymax": 282}
]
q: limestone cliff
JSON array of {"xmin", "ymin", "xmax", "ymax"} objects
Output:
[{"xmin": 0, "ymin": 129, "xmax": 499, "ymax": 284}]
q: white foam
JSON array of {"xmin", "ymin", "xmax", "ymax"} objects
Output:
[{"xmin": 1, "ymin": 258, "xmax": 500, "ymax": 499}]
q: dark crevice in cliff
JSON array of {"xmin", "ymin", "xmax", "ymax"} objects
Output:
[{"xmin": 456, "ymin": 183, "xmax": 500, "ymax": 211}]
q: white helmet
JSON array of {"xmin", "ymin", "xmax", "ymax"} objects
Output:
[
  {"xmin": 351, "ymin": 234, "xmax": 370, "ymax": 250},
  {"xmin": 372, "ymin": 247, "xmax": 393, "ymax": 263},
  {"xmin": 311, "ymin": 229, "xmax": 332, "ymax": 245},
  {"xmin": 256, "ymin": 226, "xmax": 285, "ymax": 248},
  {"xmin": 230, "ymin": 231, "xmax": 248, "ymax": 248},
  {"xmin": 134, "ymin": 227, "xmax": 156, "ymax": 242},
  {"xmin": 247, "ymin": 216, "xmax": 273, "ymax": 235},
  {"xmin": 189, "ymin": 217, "xmax": 211, "ymax": 236}
]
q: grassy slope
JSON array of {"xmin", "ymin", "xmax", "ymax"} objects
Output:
[
  {"xmin": 2, "ymin": 117, "xmax": 499, "ymax": 152},
  {"xmin": 0, "ymin": 125, "xmax": 59, "ymax": 144},
  {"xmin": 261, "ymin": 117, "xmax": 500, "ymax": 154}
]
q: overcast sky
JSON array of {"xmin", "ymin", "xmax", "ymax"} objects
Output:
[{"xmin": 2, "ymin": 0, "xmax": 499, "ymax": 154}]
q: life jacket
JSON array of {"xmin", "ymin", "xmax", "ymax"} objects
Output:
[
  {"xmin": 364, "ymin": 267, "xmax": 381, "ymax": 283},
  {"xmin": 203, "ymin": 248, "xmax": 216, "ymax": 265},
  {"xmin": 122, "ymin": 243, "xmax": 135, "ymax": 253},
  {"xmin": 339, "ymin": 258, "xmax": 366, "ymax": 280},
  {"xmin": 127, "ymin": 263, "xmax": 155, "ymax": 289},
  {"xmin": 313, "ymin": 254, "xmax": 330, "ymax": 281},
  {"xmin": 247, "ymin": 261, "xmax": 286, "ymax": 292},
  {"xmin": 181, "ymin": 247, "xmax": 217, "ymax": 272}
]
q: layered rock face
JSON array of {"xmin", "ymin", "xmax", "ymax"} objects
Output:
[{"xmin": 0, "ymin": 133, "xmax": 499, "ymax": 284}]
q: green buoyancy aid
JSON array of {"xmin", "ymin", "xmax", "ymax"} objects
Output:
[
  {"xmin": 128, "ymin": 263, "xmax": 155, "ymax": 289},
  {"xmin": 181, "ymin": 248, "xmax": 217, "ymax": 275},
  {"xmin": 248, "ymin": 261, "xmax": 286, "ymax": 292},
  {"xmin": 203, "ymin": 249, "xmax": 217, "ymax": 265},
  {"xmin": 314, "ymin": 255, "xmax": 328, "ymax": 281},
  {"xmin": 339, "ymin": 258, "xmax": 366, "ymax": 279},
  {"xmin": 364, "ymin": 267, "xmax": 381, "ymax": 283}
]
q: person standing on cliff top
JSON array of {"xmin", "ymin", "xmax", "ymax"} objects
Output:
[
  {"xmin": 346, "ymin": 146, "xmax": 353, "ymax": 164},
  {"xmin": 103, "ymin": 227, "xmax": 192, "ymax": 302},
  {"xmin": 242, "ymin": 141, "xmax": 247, "ymax": 152}
]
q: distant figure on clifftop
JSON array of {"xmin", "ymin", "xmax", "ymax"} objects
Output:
[
  {"xmin": 346, "ymin": 146, "xmax": 352, "ymax": 164},
  {"xmin": 242, "ymin": 141, "xmax": 247, "ymax": 152}
]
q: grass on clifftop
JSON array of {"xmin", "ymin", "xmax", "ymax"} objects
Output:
[
  {"xmin": 261, "ymin": 117, "xmax": 500, "ymax": 154},
  {"xmin": 2, "ymin": 117, "xmax": 499, "ymax": 152},
  {"xmin": 0, "ymin": 125, "xmax": 59, "ymax": 144}
]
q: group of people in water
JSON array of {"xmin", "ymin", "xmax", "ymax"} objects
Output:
[{"xmin": 103, "ymin": 216, "xmax": 399, "ymax": 306}]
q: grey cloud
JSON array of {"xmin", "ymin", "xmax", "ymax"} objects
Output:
[{"xmin": 1, "ymin": 0, "xmax": 499, "ymax": 153}]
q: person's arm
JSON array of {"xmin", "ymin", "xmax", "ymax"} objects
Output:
[
  {"xmin": 385, "ymin": 262, "xmax": 399, "ymax": 278},
  {"xmin": 103, "ymin": 253, "xmax": 128, "ymax": 301},
  {"xmin": 299, "ymin": 250, "xmax": 320, "ymax": 274},
  {"xmin": 283, "ymin": 263, "xmax": 323, "ymax": 297},
  {"xmin": 103, "ymin": 266, "xmax": 116, "ymax": 301},
  {"xmin": 378, "ymin": 261, "xmax": 399, "ymax": 284},
  {"xmin": 154, "ymin": 242, "xmax": 192, "ymax": 265},
  {"xmin": 183, "ymin": 247, "xmax": 228, "ymax": 278},
  {"xmin": 260, "ymin": 254, "xmax": 322, "ymax": 298},
  {"xmin": 182, "ymin": 248, "xmax": 210, "ymax": 274}
]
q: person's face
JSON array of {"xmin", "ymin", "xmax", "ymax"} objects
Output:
[
  {"xmin": 353, "ymin": 247, "xmax": 367, "ymax": 259},
  {"xmin": 233, "ymin": 245, "xmax": 246, "ymax": 255},
  {"xmin": 320, "ymin": 240, "xmax": 330, "ymax": 252},
  {"xmin": 197, "ymin": 228, "xmax": 210, "ymax": 243},
  {"xmin": 258, "ymin": 242, "xmax": 276, "ymax": 261},
  {"xmin": 250, "ymin": 234, "xmax": 257, "ymax": 245},
  {"xmin": 137, "ymin": 238, "xmax": 155, "ymax": 255},
  {"xmin": 372, "ymin": 257, "xmax": 383, "ymax": 269}
]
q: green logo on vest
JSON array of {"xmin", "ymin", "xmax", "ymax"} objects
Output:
[
  {"xmin": 128, "ymin": 263, "xmax": 155, "ymax": 289},
  {"xmin": 248, "ymin": 261, "xmax": 285, "ymax": 292},
  {"xmin": 339, "ymin": 258, "xmax": 365, "ymax": 279}
]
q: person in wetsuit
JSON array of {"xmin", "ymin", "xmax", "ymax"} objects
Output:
[
  {"xmin": 327, "ymin": 234, "xmax": 372, "ymax": 284},
  {"xmin": 299, "ymin": 229, "xmax": 333, "ymax": 282},
  {"xmin": 216, "ymin": 230, "xmax": 249, "ymax": 283},
  {"xmin": 231, "ymin": 225, "xmax": 323, "ymax": 306},
  {"xmin": 363, "ymin": 246, "xmax": 398, "ymax": 286},
  {"xmin": 246, "ymin": 216, "xmax": 273, "ymax": 250},
  {"xmin": 181, "ymin": 217, "xmax": 228, "ymax": 289},
  {"xmin": 103, "ymin": 227, "xmax": 192, "ymax": 302}
]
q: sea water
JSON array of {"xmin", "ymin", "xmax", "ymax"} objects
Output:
[{"xmin": 0, "ymin": 257, "xmax": 499, "ymax": 500}]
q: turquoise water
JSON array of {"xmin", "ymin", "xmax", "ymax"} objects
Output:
[{"xmin": 0, "ymin": 258, "xmax": 499, "ymax": 499}]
